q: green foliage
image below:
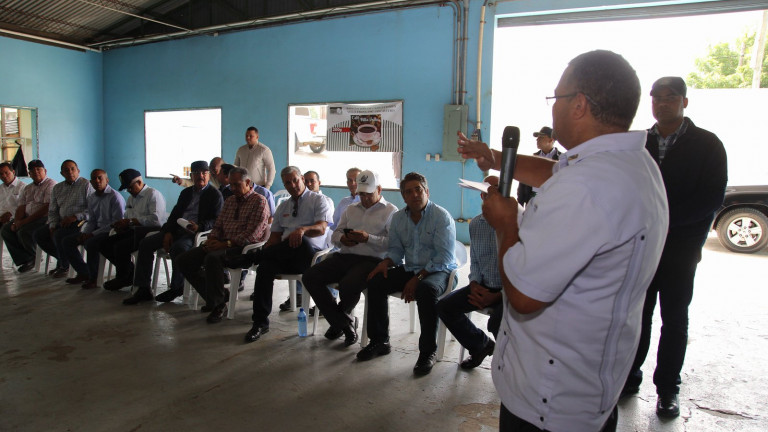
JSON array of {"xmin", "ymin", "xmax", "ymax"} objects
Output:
[{"xmin": 688, "ymin": 30, "xmax": 768, "ymax": 88}]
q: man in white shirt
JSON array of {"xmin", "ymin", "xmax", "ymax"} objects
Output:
[
  {"xmin": 302, "ymin": 170, "xmax": 398, "ymax": 347},
  {"xmin": 234, "ymin": 127, "xmax": 275, "ymax": 188},
  {"xmin": 458, "ymin": 50, "xmax": 669, "ymax": 431},
  {"xmin": 0, "ymin": 162, "xmax": 26, "ymax": 227},
  {"xmin": 332, "ymin": 167, "xmax": 362, "ymax": 227}
]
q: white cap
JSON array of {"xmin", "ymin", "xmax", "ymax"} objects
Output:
[{"xmin": 356, "ymin": 170, "xmax": 379, "ymax": 193}]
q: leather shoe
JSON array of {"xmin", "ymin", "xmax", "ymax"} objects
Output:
[
  {"xmin": 324, "ymin": 326, "xmax": 344, "ymax": 340},
  {"xmin": 460, "ymin": 340, "xmax": 495, "ymax": 370},
  {"xmin": 81, "ymin": 280, "xmax": 97, "ymax": 289},
  {"xmin": 343, "ymin": 317, "xmax": 359, "ymax": 347},
  {"xmin": 201, "ymin": 304, "xmax": 213, "ymax": 313},
  {"xmin": 620, "ymin": 383, "xmax": 640, "ymax": 399},
  {"xmin": 155, "ymin": 287, "xmax": 183, "ymax": 303},
  {"xmin": 104, "ymin": 278, "xmax": 132, "ymax": 291},
  {"xmin": 413, "ymin": 351, "xmax": 437, "ymax": 375},
  {"xmin": 244, "ymin": 324, "xmax": 269, "ymax": 343},
  {"xmin": 51, "ymin": 267, "xmax": 69, "ymax": 278},
  {"xmin": 66, "ymin": 274, "xmax": 90, "ymax": 284},
  {"xmin": 356, "ymin": 341, "xmax": 391, "ymax": 361},
  {"xmin": 278, "ymin": 294, "xmax": 300, "ymax": 311},
  {"xmin": 122, "ymin": 288, "xmax": 154, "ymax": 305},
  {"xmin": 656, "ymin": 393, "xmax": 680, "ymax": 418},
  {"xmin": 17, "ymin": 261, "xmax": 35, "ymax": 273},
  {"xmin": 206, "ymin": 304, "xmax": 227, "ymax": 323}
]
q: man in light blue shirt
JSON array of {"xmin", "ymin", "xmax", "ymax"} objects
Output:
[
  {"xmin": 61, "ymin": 169, "xmax": 125, "ymax": 289},
  {"xmin": 240, "ymin": 166, "xmax": 333, "ymax": 344},
  {"xmin": 358, "ymin": 172, "xmax": 457, "ymax": 376},
  {"xmin": 332, "ymin": 167, "xmax": 362, "ymax": 227}
]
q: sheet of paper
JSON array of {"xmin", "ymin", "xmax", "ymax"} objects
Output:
[{"xmin": 458, "ymin": 178, "xmax": 490, "ymax": 193}]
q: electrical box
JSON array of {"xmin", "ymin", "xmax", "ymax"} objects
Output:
[{"xmin": 441, "ymin": 104, "xmax": 468, "ymax": 162}]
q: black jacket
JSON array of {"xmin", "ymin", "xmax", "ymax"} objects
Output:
[
  {"xmin": 517, "ymin": 148, "xmax": 562, "ymax": 206},
  {"xmin": 646, "ymin": 117, "xmax": 727, "ymax": 239},
  {"xmin": 160, "ymin": 184, "xmax": 223, "ymax": 238}
]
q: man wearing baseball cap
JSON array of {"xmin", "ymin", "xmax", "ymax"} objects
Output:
[
  {"xmin": 123, "ymin": 160, "xmax": 223, "ymax": 305},
  {"xmin": 516, "ymin": 126, "xmax": 561, "ymax": 206},
  {"xmin": 622, "ymin": 76, "xmax": 728, "ymax": 418},
  {"xmin": 100, "ymin": 169, "xmax": 167, "ymax": 291},
  {"xmin": 1, "ymin": 160, "xmax": 56, "ymax": 272},
  {"xmin": 302, "ymin": 170, "xmax": 398, "ymax": 347}
]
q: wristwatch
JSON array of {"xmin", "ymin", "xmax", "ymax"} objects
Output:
[
  {"xmin": 227, "ymin": 240, "xmax": 232, "ymax": 248},
  {"xmin": 416, "ymin": 272, "xmax": 425, "ymax": 281}
]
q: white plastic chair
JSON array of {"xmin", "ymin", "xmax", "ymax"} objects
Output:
[
  {"xmin": 458, "ymin": 307, "xmax": 495, "ymax": 363},
  {"xmin": 181, "ymin": 230, "xmax": 211, "ymax": 306},
  {"xmin": 360, "ymin": 240, "xmax": 469, "ymax": 362},
  {"xmin": 274, "ymin": 247, "xmax": 333, "ymax": 334},
  {"xmin": 34, "ymin": 245, "xmax": 52, "ymax": 274},
  {"xmin": 220, "ymin": 241, "xmax": 267, "ymax": 318},
  {"xmin": 273, "ymin": 189, "xmax": 291, "ymax": 207}
]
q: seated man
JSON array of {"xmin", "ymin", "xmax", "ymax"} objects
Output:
[
  {"xmin": 332, "ymin": 167, "xmax": 362, "ymax": 228},
  {"xmin": 240, "ymin": 166, "xmax": 332, "ymax": 343},
  {"xmin": 101, "ymin": 169, "xmax": 167, "ymax": 291},
  {"xmin": 34, "ymin": 160, "xmax": 93, "ymax": 277},
  {"xmin": 437, "ymin": 176, "xmax": 515, "ymax": 369},
  {"xmin": 62, "ymin": 169, "xmax": 125, "ymax": 289},
  {"xmin": 123, "ymin": 160, "xmax": 223, "ymax": 305},
  {"xmin": 276, "ymin": 169, "xmax": 334, "ymax": 311},
  {"xmin": 0, "ymin": 162, "xmax": 26, "ymax": 229},
  {"xmin": 302, "ymin": 170, "xmax": 398, "ymax": 347},
  {"xmin": 358, "ymin": 172, "xmax": 457, "ymax": 376},
  {"xmin": 172, "ymin": 157, "xmax": 223, "ymax": 189},
  {"xmin": 177, "ymin": 167, "xmax": 270, "ymax": 322},
  {"xmin": 1, "ymin": 160, "xmax": 56, "ymax": 273}
]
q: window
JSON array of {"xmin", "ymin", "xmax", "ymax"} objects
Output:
[
  {"xmin": 288, "ymin": 101, "xmax": 403, "ymax": 189},
  {"xmin": 144, "ymin": 108, "xmax": 222, "ymax": 178},
  {"xmin": 1, "ymin": 105, "xmax": 38, "ymax": 175}
]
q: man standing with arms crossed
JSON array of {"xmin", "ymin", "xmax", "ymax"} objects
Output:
[
  {"xmin": 458, "ymin": 50, "xmax": 669, "ymax": 431},
  {"xmin": 623, "ymin": 77, "xmax": 727, "ymax": 418},
  {"xmin": 234, "ymin": 127, "xmax": 276, "ymax": 188}
]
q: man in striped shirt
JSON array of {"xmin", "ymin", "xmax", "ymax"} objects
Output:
[{"xmin": 177, "ymin": 167, "xmax": 270, "ymax": 323}]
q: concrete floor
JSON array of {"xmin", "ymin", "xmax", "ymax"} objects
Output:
[{"xmin": 1, "ymin": 232, "xmax": 766, "ymax": 432}]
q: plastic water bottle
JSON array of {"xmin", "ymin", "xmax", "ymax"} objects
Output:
[{"xmin": 297, "ymin": 307, "xmax": 308, "ymax": 337}]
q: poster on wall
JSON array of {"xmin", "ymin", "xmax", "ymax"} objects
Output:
[{"xmin": 326, "ymin": 101, "xmax": 403, "ymax": 152}]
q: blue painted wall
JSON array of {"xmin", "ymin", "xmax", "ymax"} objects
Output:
[
  {"xmin": 0, "ymin": 37, "xmax": 103, "ymax": 181},
  {"xmin": 102, "ymin": 5, "xmax": 485, "ymax": 241}
]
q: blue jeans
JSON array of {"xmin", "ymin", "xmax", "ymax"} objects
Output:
[
  {"xmin": 436, "ymin": 284, "xmax": 502, "ymax": 355},
  {"xmin": 34, "ymin": 224, "xmax": 81, "ymax": 269},
  {"xmin": 62, "ymin": 232, "xmax": 109, "ymax": 280}
]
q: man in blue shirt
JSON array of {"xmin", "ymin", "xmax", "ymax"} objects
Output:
[
  {"xmin": 358, "ymin": 172, "xmax": 457, "ymax": 375},
  {"xmin": 61, "ymin": 169, "xmax": 125, "ymax": 289},
  {"xmin": 240, "ymin": 166, "xmax": 332, "ymax": 344}
]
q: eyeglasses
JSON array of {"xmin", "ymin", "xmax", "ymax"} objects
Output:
[
  {"xmin": 546, "ymin": 92, "xmax": 601, "ymax": 110},
  {"xmin": 545, "ymin": 93, "xmax": 577, "ymax": 106}
]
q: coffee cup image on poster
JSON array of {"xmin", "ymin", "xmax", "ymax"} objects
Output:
[{"xmin": 350, "ymin": 115, "xmax": 382, "ymax": 148}]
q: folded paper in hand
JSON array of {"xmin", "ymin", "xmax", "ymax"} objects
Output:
[{"xmin": 458, "ymin": 178, "xmax": 490, "ymax": 193}]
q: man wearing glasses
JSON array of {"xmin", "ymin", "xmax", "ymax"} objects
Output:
[
  {"xmin": 458, "ymin": 50, "xmax": 669, "ymax": 431},
  {"xmin": 240, "ymin": 166, "xmax": 332, "ymax": 343},
  {"xmin": 622, "ymin": 77, "xmax": 727, "ymax": 418},
  {"xmin": 123, "ymin": 160, "xmax": 223, "ymax": 305}
]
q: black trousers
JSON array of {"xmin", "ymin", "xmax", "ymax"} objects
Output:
[
  {"xmin": 626, "ymin": 234, "xmax": 704, "ymax": 395},
  {"xmin": 499, "ymin": 403, "xmax": 617, "ymax": 432},
  {"xmin": 302, "ymin": 253, "xmax": 381, "ymax": 332},
  {"xmin": 98, "ymin": 227, "xmax": 160, "ymax": 282},
  {"xmin": 177, "ymin": 245, "xmax": 243, "ymax": 307},
  {"xmin": 365, "ymin": 266, "xmax": 451, "ymax": 354},
  {"xmin": 250, "ymin": 238, "xmax": 317, "ymax": 327}
]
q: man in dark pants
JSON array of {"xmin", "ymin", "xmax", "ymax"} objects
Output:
[
  {"xmin": 623, "ymin": 76, "xmax": 728, "ymax": 418},
  {"xmin": 302, "ymin": 170, "xmax": 398, "ymax": 347},
  {"xmin": 516, "ymin": 127, "xmax": 561, "ymax": 207},
  {"xmin": 123, "ymin": 160, "xmax": 223, "ymax": 305},
  {"xmin": 100, "ymin": 169, "xmax": 166, "ymax": 291},
  {"xmin": 358, "ymin": 172, "xmax": 457, "ymax": 376},
  {"xmin": 176, "ymin": 167, "xmax": 270, "ymax": 323},
  {"xmin": 241, "ymin": 166, "xmax": 332, "ymax": 343}
]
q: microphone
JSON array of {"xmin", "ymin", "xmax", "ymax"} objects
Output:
[{"xmin": 498, "ymin": 126, "xmax": 520, "ymax": 198}]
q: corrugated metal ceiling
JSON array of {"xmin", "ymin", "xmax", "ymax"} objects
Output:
[{"xmin": 0, "ymin": 0, "xmax": 448, "ymax": 51}]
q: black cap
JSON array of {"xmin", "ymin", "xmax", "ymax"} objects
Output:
[
  {"xmin": 190, "ymin": 160, "xmax": 209, "ymax": 173},
  {"xmin": 118, "ymin": 169, "xmax": 141, "ymax": 191},
  {"xmin": 533, "ymin": 126, "xmax": 553, "ymax": 138},
  {"xmin": 650, "ymin": 77, "xmax": 687, "ymax": 97},
  {"xmin": 27, "ymin": 159, "xmax": 45, "ymax": 170}
]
